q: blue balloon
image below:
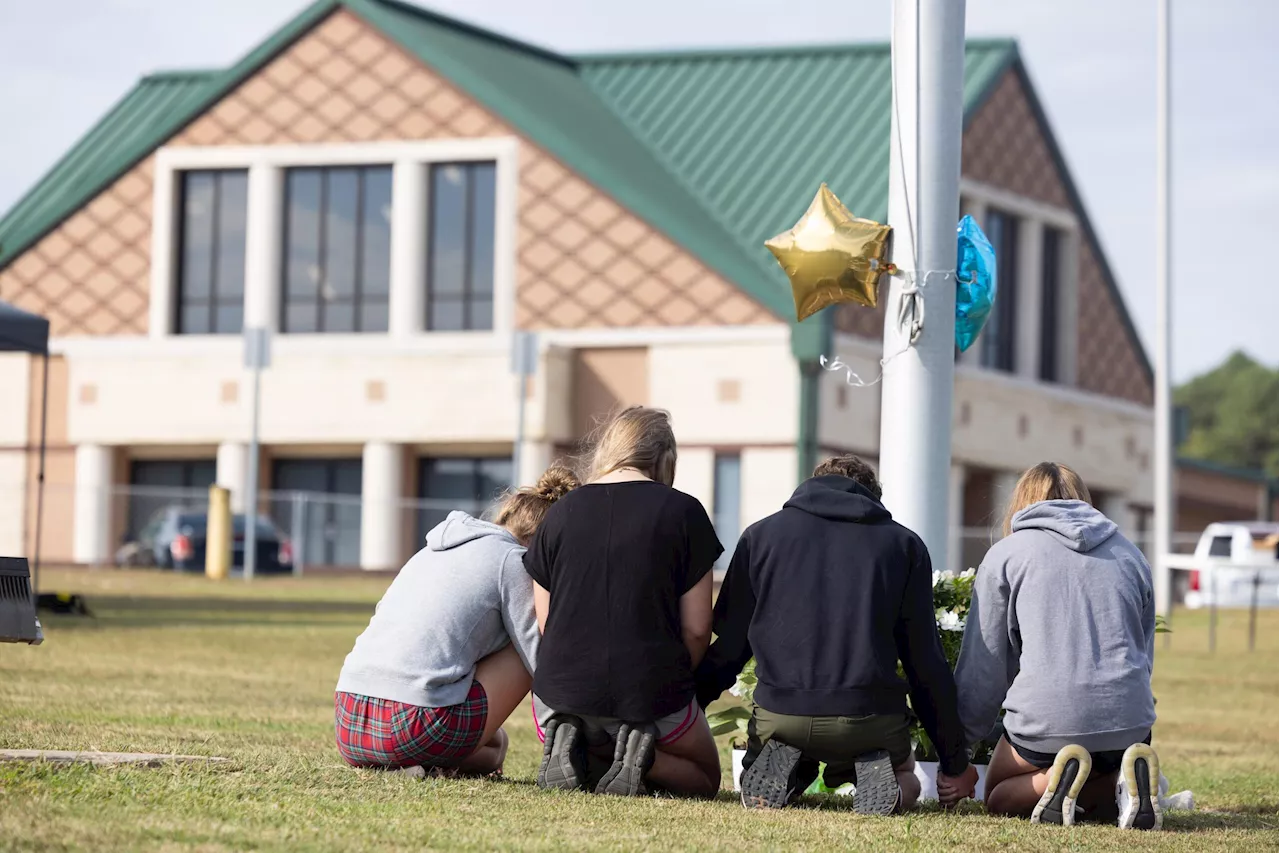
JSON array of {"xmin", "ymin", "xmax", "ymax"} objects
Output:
[{"xmin": 955, "ymin": 215, "xmax": 997, "ymax": 353}]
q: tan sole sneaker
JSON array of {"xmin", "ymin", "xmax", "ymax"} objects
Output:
[
  {"xmin": 1118, "ymin": 743, "xmax": 1163, "ymax": 830},
  {"xmin": 1030, "ymin": 744, "xmax": 1092, "ymax": 826}
]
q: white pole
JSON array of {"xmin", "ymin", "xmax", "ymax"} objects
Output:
[
  {"xmin": 513, "ymin": 372, "xmax": 527, "ymax": 486},
  {"xmin": 1154, "ymin": 0, "xmax": 1173, "ymax": 616},
  {"xmin": 878, "ymin": 0, "xmax": 967, "ymax": 565},
  {"xmin": 244, "ymin": 356, "xmax": 262, "ymax": 582}
]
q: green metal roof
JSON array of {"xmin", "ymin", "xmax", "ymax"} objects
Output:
[
  {"xmin": 0, "ymin": 0, "xmax": 1024, "ymax": 350},
  {"xmin": 577, "ymin": 41, "xmax": 1016, "ymax": 310}
]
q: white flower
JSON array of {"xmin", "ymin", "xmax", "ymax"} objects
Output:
[
  {"xmin": 932, "ymin": 570, "xmax": 945, "ymax": 589},
  {"xmin": 960, "ymin": 568, "xmax": 977, "ymax": 580},
  {"xmin": 936, "ymin": 608, "xmax": 965, "ymax": 632}
]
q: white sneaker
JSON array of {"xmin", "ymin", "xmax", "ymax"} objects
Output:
[
  {"xmin": 1030, "ymin": 744, "xmax": 1091, "ymax": 826},
  {"xmin": 1117, "ymin": 743, "xmax": 1163, "ymax": 830}
]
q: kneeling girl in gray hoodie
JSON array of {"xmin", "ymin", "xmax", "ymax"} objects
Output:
[
  {"xmin": 335, "ymin": 466, "xmax": 578, "ymax": 776},
  {"xmin": 946, "ymin": 462, "xmax": 1161, "ymax": 830}
]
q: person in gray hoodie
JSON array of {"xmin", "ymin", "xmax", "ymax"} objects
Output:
[
  {"xmin": 945, "ymin": 462, "xmax": 1161, "ymax": 831},
  {"xmin": 334, "ymin": 466, "xmax": 577, "ymax": 776}
]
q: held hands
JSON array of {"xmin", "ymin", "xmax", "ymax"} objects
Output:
[{"xmin": 936, "ymin": 764, "xmax": 979, "ymax": 808}]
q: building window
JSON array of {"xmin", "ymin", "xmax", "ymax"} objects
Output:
[
  {"xmin": 427, "ymin": 162, "xmax": 496, "ymax": 331},
  {"xmin": 981, "ymin": 209, "xmax": 1019, "ymax": 372},
  {"xmin": 282, "ymin": 166, "xmax": 392, "ymax": 334},
  {"xmin": 271, "ymin": 458, "xmax": 363, "ymax": 566},
  {"xmin": 127, "ymin": 459, "xmax": 217, "ymax": 540},
  {"xmin": 175, "ymin": 170, "xmax": 248, "ymax": 334},
  {"xmin": 1039, "ymin": 227, "xmax": 1061, "ymax": 382},
  {"xmin": 417, "ymin": 457, "xmax": 512, "ymax": 542},
  {"xmin": 712, "ymin": 453, "xmax": 742, "ymax": 571}
]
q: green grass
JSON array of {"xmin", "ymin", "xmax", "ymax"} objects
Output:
[{"xmin": 1, "ymin": 568, "xmax": 1275, "ymax": 852}]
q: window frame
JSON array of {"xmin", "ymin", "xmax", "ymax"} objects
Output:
[
  {"xmin": 1039, "ymin": 226, "xmax": 1062, "ymax": 382},
  {"xmin": 150, "ymin": 139, "xmax": 518, "ymax": 346},
  {"xmin": 280, "ymin": 164, "xmax": 392, "ymax": 335},
  {"xmin": 425, "ymin": 161, "xmax": 498, "ymax": 333},
  {"xmin": 173, "ymin": 169, "xmax": 249, "ymax": 336},
  {"xmin": 417, "ymin": 456, "xmax": 513, "ymax": 542},
  {"xmin": 981, "ymin": 208, "xmax": 1019, "ymax": 373}
]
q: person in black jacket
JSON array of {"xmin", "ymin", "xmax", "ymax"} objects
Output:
[{"xmin": 695, "ymin": 454, "xmax": 977, "ymax": 813}]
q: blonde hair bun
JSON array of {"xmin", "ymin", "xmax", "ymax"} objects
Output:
[
  {"xmin": 534, "ymin": 465, "xmax": 580, "ymax": 501},
  {"xmin": 493, "ymin": 463, "xmax": 580, "ymax": 543}
]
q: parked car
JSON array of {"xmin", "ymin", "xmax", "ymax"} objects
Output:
[
  {"xmin": 1184, "ymin": 521, "xmax": 1279, "ymax": 610},
  {"xmin": 117, "ymin": 507, "xmax": 293, "ymax": 574}
]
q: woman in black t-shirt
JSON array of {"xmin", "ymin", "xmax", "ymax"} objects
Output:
[{"xmin": 525, "ymin": 406, "xmax": 723, "ymax": 798}]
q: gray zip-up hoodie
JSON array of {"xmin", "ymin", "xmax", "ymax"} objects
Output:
[
  {"xmin": 954, "ymin": 500, "xmax": 1156, "ymax": 753},
  {"xmin": 336, "ymin": 511, "xmax": 539, "ymax": 708}
]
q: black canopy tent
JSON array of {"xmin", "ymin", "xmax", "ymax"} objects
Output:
[{"xmin": 0, "ymin": 301, "xmax": 50, "ymax": 601}]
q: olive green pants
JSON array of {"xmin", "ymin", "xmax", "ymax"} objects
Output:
[{"xmin": 746, "ymin": 706, "xmax": 914, "ymax": 789}]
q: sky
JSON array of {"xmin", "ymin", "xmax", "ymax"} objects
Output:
[{"xmin": 0, "ymin": 0, "xmax": 1275, "ymax": 382}]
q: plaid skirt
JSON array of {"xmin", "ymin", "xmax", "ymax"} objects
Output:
[{"xmin": 334, "ymin": 682, "xmax": 488, "ymax": 768}]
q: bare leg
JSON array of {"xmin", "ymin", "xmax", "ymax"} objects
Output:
[
  {"xmin": 447, "ymin": 643, "xmax": 530, "ymax": 775},
  {"xmin": 983, "ymin": 737, "xmax": 1049, "ymax": 817},
  {"xmin": 895, "ymin": 755, "xmax": 922, "ymax": 810},
  {"xmin": 472, "ymin": 643, "xmax": 533, "ymax": 747},
  {"xmin": 645, "ymin": 710, "xmax": 721, "ymax": 798},
  {"xmin": 456, "ymin": 728, "xmax": 508, "ymax": 775}
]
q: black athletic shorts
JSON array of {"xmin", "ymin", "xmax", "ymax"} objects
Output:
[{"xmin": 1009, "ymin": 731, "xmax": 1152, "ymax": 776}]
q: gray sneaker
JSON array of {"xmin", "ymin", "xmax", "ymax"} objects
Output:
[
  {"xmin": 595, "ymin": 723, "xmax": 658, "ymax": 797},
  {"xmin": 536, "ymin": 715, "xmax": 588, "ymax": 791},
  {"xmin": 851, "ymin": 750, "xmax": 901, "ymax": 816},
  {"xmin": 740, "ymin": 739, "xmax": 802, "ymax": 809}
]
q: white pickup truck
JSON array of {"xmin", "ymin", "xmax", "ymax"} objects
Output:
[{"xmin": 1181, "ymin": 521, "xmax": 1279, "ymax": 610}]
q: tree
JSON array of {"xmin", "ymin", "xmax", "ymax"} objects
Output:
[{"xmin": 1174, "ymin": 351, "xmax": 1278, "ymax": 473}]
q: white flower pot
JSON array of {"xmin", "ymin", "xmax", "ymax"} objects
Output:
[
  {"xmin": 914, "ymin": 760, "xmax": 986, "ymax": 803},
  {"xmin": 733, "ymin": 748, "xmax": 986, "ymax": 802}
]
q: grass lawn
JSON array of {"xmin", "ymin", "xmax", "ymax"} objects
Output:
[{"xmin": 1, "ymin": 567, "xmax": 1276, "ymax": 852}]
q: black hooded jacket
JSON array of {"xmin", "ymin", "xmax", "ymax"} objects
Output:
[{"xmin": 694, "ymin": 475, "xmax": 969, "ymax": 775}]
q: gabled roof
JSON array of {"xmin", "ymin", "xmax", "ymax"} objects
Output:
[
  {"xmin": 0, "ymin": 0, "xmax": 1142, "ymax": 376},
  {"xmin": 577, "ymin": 40, "xmax": 1015, "ymax": 315}
]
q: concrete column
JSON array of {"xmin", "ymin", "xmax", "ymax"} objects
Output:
[
  {"xmin": 991, "ymin": 470, "xmax": 1021, "ymax": 539},
  {"xmin": 244, "ymin": 163, "xmax": 283, "ymax": 331},
  {"xmin": 1101, "ymin": 492, "xmax": 1136, "ymax": 539},
  {"xmin": 360, "ymin": 442, "xmax": 404, "ymax": 571},
  {"xmin": 216, "ymin": 442, "xmax": 249, "ymax": 513},
  {"xmin": 390, "ymin": 159, "xmax": 427, "ymax": 339},
  {"xmin": 947, "ymin": 462, "xmax": 966, "ymax": 574},
  {"xmin": 673, "ymin": 447, "xmax": 715, "ymax": 515},
  {"xmin": 73, "ymin": 444, "xmax": 114, "ymax": 565},
  {"xmin": 741, "ymin": 447, "xmax": 797, "ymax": 528},
  {"xmin": 516, "ymin": 440, "xmax": 553, "ymax": 490},
  {"xmin": 1015, "ymin": 217, "xmax": 1044, "ymax": 381}
]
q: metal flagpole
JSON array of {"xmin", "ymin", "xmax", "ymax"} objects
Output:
[
  {"xmin": 243, "ymin": 327, "xmax": 269, "ymax": 582},
  {"xmin": 1154, "ymin": 0, "xmax": 1173, "ymax": 617},
  {"xmin": 877, "ymin": 0, "xmax": 967, "ymax": 566}
]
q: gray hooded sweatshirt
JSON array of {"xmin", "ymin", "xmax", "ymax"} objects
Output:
[
  {"xmin": 336, "ymin": 511, "xmax": 540, "ymax": 708},
  {"xmin": 954, "ymin": 500, "xmax": 1156, "ymax": 753}
]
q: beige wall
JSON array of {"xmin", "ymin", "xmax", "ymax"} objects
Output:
[
  {"xmin": 649, "ymin": 339, "xmax": 797, "ymax": 447},
  {"xmin": 818, "ymin": 334, "xmax": 1154, "ymax": 503},
  {"xmin": 61, "ymin": 340, "xmax": 550, "ymax": 448}
]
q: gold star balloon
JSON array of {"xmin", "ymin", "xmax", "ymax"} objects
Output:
[{"xmin": 765, "ymin": 184, "xmax": 893, "ymax": 322}]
